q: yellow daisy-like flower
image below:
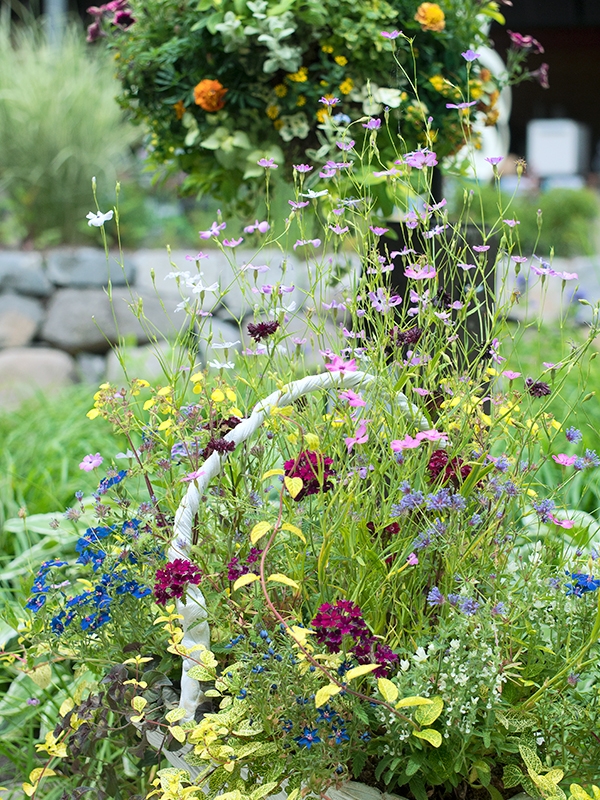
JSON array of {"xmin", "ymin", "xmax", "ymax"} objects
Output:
[
  {"xmin": 428, "ymin": 74, "xmax": 446, "ymax": 92},
  {"xmin": 266, "ymin": 104, "xmax": 280, "ymax": 119},
  {"xmin": 274, "ymin": 119, "xmax": 284, "ymax": 130},
  {"xmin": 339, "ymin": 78, "xmax": 354, "ymax": 95},
  {"xmin": 334, "ymin": 55, "xmax": 348, "ymax": 66},
  {"xmin": 321, "ymin": 44, "xmax": 334, "ymax": 53},
  {"xmin": 414, "ymin": 2, "xmax": 445, "ymax": 32},
  {"xmin": 469, "ymin": 80, "xmax": 484, "ymax": 100},
  {"xmin": 287, "ymin": 66, "xmax": 308, "ymax": 82},
  {"xmin": 316, "ymin": 108, "xmax": 329, "ymax": 123},
  {"xmin": 296, "ymin": 94, "xmax": 307, "ymax": 107},
  {"xmin": 274, "ymin": 83, "xmax": 288, "ymax": 97}
]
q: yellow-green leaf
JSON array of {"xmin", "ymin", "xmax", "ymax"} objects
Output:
[
  {"xmin": 250, "ymin": 521, "xmax": 272, "ymax": 545},
  {"xmin": 168, "ymin": 725, "xmax": 186, "ymax": 743},
  {"xmin": 28, "ymin": 768, "xmax": 56, "ymax": 783},
  {"xmin": 413, "ymin": 728, "xmax": 442, "ymax": 747},
  {"xmin": 233, "ymin": 573, "xmax": 260, "ymax": 591},
  {"xmin": 284, "ymin": 476, "xmax": 303, "ymax": 498},
  {"xmin": 267, "ymin": 573, "xmax": 300, "ymax": 590},
  {"xmin": 315, "ymin": 684, "xmax": 342, "ymax": 707},
  {"xmin": 165, "ymin": 707, "xmax": 187, "ymax": 724},
  {"xmin": 131, "ymin": 696, "xmax": 147, "ymax": 713},
  {"xmin": 281, "ymin": 522, "xmax": 306, "ymax": 542},
  {"xmin": 157, "ymin": 419, "xmax": 174, "ymax": 430},
  {"xmin": 415, "ymin": 696, "xmax": 444, "ymax": 725},
  {"xmin": 396, "ymin": 696, "xmax": 433, "ymax": 709},
  {"xmin": 262, "ymin": 469, "xmax": 284, "ymax": 480},
  {"xmin": 377, "ymin": 677, "xmax": 399, "ymax": 703},
  {"xmin": 29, "ymin": 663, "xmax": 51, "ymax": 689},
  {"xmin": 345, "ymin": 663, "xmax": 379, "ymax": 681},
  {"xmin": 23, "ymin": 784, "xmax": 37, "ymax": 797},
  {"xmin": 570, "ymin": 786, "xmax": 594, "ymax": 800}
]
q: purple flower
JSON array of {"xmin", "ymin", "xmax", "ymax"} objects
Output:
[
  {"xmin": 403, "ymin": 149, "xmax": 437, "ymax": 169},
  {"xmin": 244, "ymin": 220, "xmax": 270, "ymax": 234},
  {"xmin": 404, "ymin": 264, "xmax": 436, "ymax": 280},
  {"xmin": 362, "ymin": 118, "xmax": 381, "ymax": 130},
  {"xmin": 247, "ymin": 321, "xmax": 280, "ymax": 341},
  {"xmin": 344, "ymin": 420, "xmax": 369, "ymax": 453},
  {"xmin": 223, "ymin": 237, "xmax": 243, "ymax": 247},
  {"xmin": 459, "ymin": 598, "xmax": 480, "ymax": 616},
  {"xmin": 381, "ymin": 29, "xmax": 401, "ymax": 39},
  {"xmin": 525, "ymin": 377, "xmax": 551, "ymax": 398},
  {"xmin": 368, "ymin": 287, "xmax": 402, "ymax": 313},
  {"xmin": 79, "ymin": 452, "xmax": 103, "ymax": 472},
  {"xmin": 566, "ymin": 426, "xmax": 582, "ymax": 443},
  {"xmin": 531, "ymin": 63, "xmax": 550, "ymax": 89},
  {"xmin": 507, "ymin": 30, "xmax": 545, "ymax": 54},
  {"xmin": 319, "ymin": 96, "xmax": 339, "ymax": 107},
  {"xmin": 369, "ymin": 225, "xmax": 389, "ymax": 236},
  {"xmin": 293, "ymin": 238, "xmax": 321, "ymax": 250},
  {"xmin": 485, "ymin": 156, "xmax": 504, "ymax": 166},
  {"xmin": 461, "ymin": 49, "xmax": 480, "ymax": 61},
  {"xmin": 446, "ymin": 101, "xmax": 477, "ymax": 110},
  {"xmin": 533, "ymin": 498, "xmax": 555, "ymax": 523},
  {"xmin": 503, "ymin": 219, "xmax": 520, "ymax": 228},
  {"xmin": 473, "ymin": 245, "xmax": 490, "ymax": 253},
  {"xmin": 293, "ymin": 163, "xmax": 313, "ymax": 173},
  {"xmin": 491, "ymin": 602, "xmax": 506, "ymax": 616},
  {"xmin": 26, "ymin": 697, "xmax": 41, "ymax": 706},
  {"xmin": 427, "ymin": 587, "xmax": 445, "ymax": 606},
  {"xmin": 113, "ymin": 8, "xmax": 135, "ymax": 26},
  {"xmin": 336, "ymin": 139, "xmax": 355, "ymax": 151},
  {"xmin": 199, "ymin": 220, "xmax": 226, "ymax": 239},
  {"xmin": 257, "ymin": 158, "xmax": 278, "ymax": 168},
  {"xmin": 288, "ymin": 199, "xmax": 310, "ymax": 209}
]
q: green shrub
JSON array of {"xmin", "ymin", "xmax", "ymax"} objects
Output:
[{"xmin": 0, "ymin": 20, "xmax": 138, "ymax": 245}]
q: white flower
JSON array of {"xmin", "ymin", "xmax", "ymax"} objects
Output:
[
  {"xmin": 400, "ymin": 659, "xmax": 410, "ymax": 672},
  {"xmin": 413, "ymin": 646, "xmax": 428, "ymax": 663},
  {"xmin": 165, "ymin": 270, "xmax": 190, "ymax": 281},
  {"xmin": 174, "ymin": 299, "xmax": 191, "ymax": 313},
  {"xmin": 212, "ymin": 340, "xmax": 240, "ymax": 349},
  {"xmin": 207, "ymin": 359, "xmax": 235, "ymax": 369},
  {"xmin": 299, "ymin": 189, "xmax": 329, "ymax": 198},
  {"xmin": 86, "ymin": 209, "xmax": 114, "ymax": 227},
  {"xmin": 115, "ymin": 449, "xmax": 136, "ymax": 459}
]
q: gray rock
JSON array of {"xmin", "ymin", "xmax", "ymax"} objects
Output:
[
  {"xmin": 41, "ymin": 287, "xmax": 198, "ymax": 353},
  {"xmin": 45, "ymin": 248, "xmax": 135, "ymax": 287},
  {"xmin": 76, "ymin": 352, "xmax": 107, "ymax": 385},
  {"xmin": 0, "ymin": 294, "xmax": 44, "ymax": 348},
  {"xmin": 0, "ymin": 251, "xmax": 52, "ymax": 297},
  {"xmin": 0, "ymin": 347, "xmax": 77, "ymax": 410}
]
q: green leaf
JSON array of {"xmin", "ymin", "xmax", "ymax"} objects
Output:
[
  {"xmin": 377, "ymin": 677, "xmax": 399, "ymax": 703},
  {"xmin": 352, "ymin": 749, "xmax": 368, "ymax": 779},
  {"xmin": 406, "ymin": 758, "xmax": 421, "ymax": 777},
  {"xmin": 503, "ymin": 765, "xmax": 524, "ymax": 789},
  {"xmin": 186, "ymin": 664, "xmax": 215, "ymax": 681},
  {"xmin": 414, "ymin": 696, "xmax": 443, "ymax": 725},
  {"xmin": 232, "ymin": 719, "xmax": 264, "ymax": 736},
  {"xmin": 413, "ymin": 728, "xmax": 442, "ymax": 747},
  {"xmin": 519, "ymin": 743, "xmax": 543, "ymax": 774}
]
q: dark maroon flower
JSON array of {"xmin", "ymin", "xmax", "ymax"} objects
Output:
[
  {"xmin": 372, "ymin": 643, "xmax": 399, "ymax": 678},
  {"xmin": 525, "ymin": 378, "xmax": 551, "ymax": 398},
  {"xmin": 530, "ymin": 63, "xmax": 550, "ymax": 89},
  {"xmin": 283, "ymin": 450, "xmax": 335, "ymax": 501},
  {"xmin": 113, "ymin": 8, "xmax": 136, "ymax": 26},
  {"xmin": 507, "ymin": 30, "xmax": 544, "ymax": 54},
  {"xmin": 246, "ymin": 547, "xmax": 263, "ymax": 564},
  {"xmin": 204, "ymin": 437, "xmax": 236, "ymax": 458},
  {"xmin": 226, "ymin": 556, "xmax": 248, "ymax": 582},
  {"xmin": 427, "ymin": 449, "xmax": 472, "ymax": 485},
  {"xmin": 367, "ymin": 521, "xmax": 400, "ymax": 542},
  {"xmin": 312, "ymin": 600, "xmax": 371, "ymax": 652},
  {"xmin": 247, "ymin": 321, "xmax": 280, "ymax": 341},
  {"xmin": 392, "ymin": 326, "xmax": 423, "ymax": 348},
  {"xmin": 154, "ymin": 559, "xmax": 201, "ymax": 605}
]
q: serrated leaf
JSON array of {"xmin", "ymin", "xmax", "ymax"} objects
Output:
[
  {"xmin": 413, "ymin": 728, "xmax": 442, "ymax": 747},
  {"xmin": 315, "ymin": 683, "xmax": 342, "ymax": 707},
  {"xmin": 396, "ymin": 696, "xmax": 433, "ymax": 709},
  {"xmin": 267, "ymin": 573, "xmax": 300, "ymax": 590},
  {"xmin": 232, "ymin": 573, "xmax": 260, "ymax": 591},
  {"xmin": 250, "ymin": 521, "xmax": 272, "ymax": 545},
  {"xmin": 415, "ymin": 696, "xmax": 443, "ymax": 725},
  {"xmin": 262, "ymin": 469, "xmax": 284, "ymax": 480},
  {"xmin": 345, "ymin": 663, "xmax": 379, "ymax": 681},
  {"xmin": 377, "ymin": 677, "xmax": 399, "ymax": 703},
  {"xmin": 168, "ymin": 725, "xmax": 186, "ymax": 743},
  {"xmin": 281, "ymin": 522, "xmax": 306, "ymax": 542},
  {"xmin": 187, "ymin": 664, "xmax": 215, "ymax": 681},
  {"xmin": 284, "ymin": 476, "xmax": 303, "ymax": 498},
  {"xmin": 165, "ymin": 707, "xmax": 187, "ymax": 724}
]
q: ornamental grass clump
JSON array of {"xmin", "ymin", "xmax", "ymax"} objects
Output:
[{"xmin": 7, "ymin": 30, "xmax": 600, "ymax": 800}]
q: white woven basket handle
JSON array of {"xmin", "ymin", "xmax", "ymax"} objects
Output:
[{"xmin": 167, "ymin": 369, "xmax": 428, "ymax": 720}]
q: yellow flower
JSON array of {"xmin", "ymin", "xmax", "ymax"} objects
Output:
[
  {"xmin": 339, "ymin": 78, "xmax": 354, "ymax": 94},
  {"xmin": 316, "ymin": 108, "xmax": 329, "ymax": 123},
  {"xmin": 321, "ymin": 44, "xmax": 334, "ymax": 53},
  {"xmin": 296, "ymin": 94, "xmax": 307, "ymax": 107},
  {"xmin": 469, "ymin": 79, "xmax": 484, "ymax": 100},
  {"xmin": 320, "ymin": 79, "xmax": 328, "ymax": 87},
  {"xmin": 274, "ymin": 83, "xmax": 288, "ymax": 97},
  {"xmin": 173, "ymin": 99, "xmax": 186, "ymax": 119},
  {"xmin": 429, "ymin": 74, "xmax": 446, "ymax": 92},
  {"xmin": 274, "ymin": 119, "xmax": 284, "ymax": 130},
  {"xmin": 334, "ymin": 55, "xmax": 348, "ymax": 66},
  {"xmin": 287, "ymin": 66, "xmax": 308, "ymax": 82},
  {"xmin": 193, "ymin": 79, "xmax": 228, "ymax": 112},
  {"xmin": 36, "ymin": 732, "xmax": 68, "ymax": 759},
  {"xmin": 266, "ymin": 104, "xmax": 280, "ymax": 119},
  {"xmin": 414, "ymin": 2, "xmax": 445, "ymax": 32}
]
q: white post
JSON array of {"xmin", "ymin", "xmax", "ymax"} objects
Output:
[{"xmin": 46, "ymin": 0, "xmax": 67, "ymax": 48}]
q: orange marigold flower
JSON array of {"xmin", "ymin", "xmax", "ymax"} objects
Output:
[
  {"xmin": 414, "ymin": 2, "xmax": 445, "ymax": 32},
  {"xmin": 174, "ymin": 100, "xmax": 186, "ymax": 120},
  {"xmin": 194, "ymin": 79, "xmax": 228, "ymax": 112}
]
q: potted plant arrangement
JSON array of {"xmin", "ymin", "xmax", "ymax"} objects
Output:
[{"xmin": 12, "ymin": 118, "xmax": 600, "ymax": 798}]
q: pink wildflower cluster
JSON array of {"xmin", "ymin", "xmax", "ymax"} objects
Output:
[
  {"xmin": 283, "ymin": 450, "xmax": 335, "ymax": 501},
  {"xmin": 311, "ymin": 599, "xmax": 398, "ymax": 677},
  {"xmin": 86, "ymin": 0, "xmax": 135, "ymax": 42},
  {"xmin": 154, "ymin": 559, "xmax": 202, "ymax": 605}
]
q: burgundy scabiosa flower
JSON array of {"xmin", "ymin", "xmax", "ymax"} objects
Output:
[
  {"xmin": 203, "ymin": 437, "xmax": 237, "ymax": 458},
  {"xmin": 427, "ymin": 449, "xmax": 471, "ymax": 485},
  {"xmin": 154, "ymin": 559, "xmax": 202, "ymax": 605},
  {"xmin": 283, "ymin": 450, "xmax": 334, "ymax": 501},
  {"xmin": 525, "ymin": 378, "xmax": 551, "ymax": 398},
  {"xmin": 247, "ymin": 321, "xmax": 280, "ymax": 341}
]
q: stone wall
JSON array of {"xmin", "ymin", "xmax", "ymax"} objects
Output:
[{"xmin": 0, "ymin": 247, "xmax": 354, "ymax": 409}]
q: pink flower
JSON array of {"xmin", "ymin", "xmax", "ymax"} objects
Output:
[
  {"xmin": 511, "ymin": 256, "xmax": 528, "ymax": 263},
  {"xmin": 319, "ymin": 96, "xmax": 339, "ymax": 106},
  {"xmin": 293, "ymin": 164, "xmax": 313, "ymax": 173},
  {"xmin": 330, "ymin": 224, "xmax": 349, "ymax": 235},
  {"xmin": 199, "ymin": 220, "xmax": 226, "ymax": 239},
  {"xmin": 458, "ymin": 263, "xmax": 476, "ymax": 271},
  {"xmin": 362, "ymin": 118, "xmax": 381, "ymax": 130},
  {"xmin": 223, "ymin": 237, "xmax": 243, "ymax": 247},
  {"xmin": 381, "ymin": 29, "xmax": 401, "ymax": 39},
  {"xmin": 406, "ymin": 552, "xmax": 419, "ymax": 565},
  {"xmin": 79, "ymin": 452, "xmax": 103, "ymax": 471},
  {"xmin": 403, "ymin": 149, "xmax": 437, "ymax": 169},
  {"xmin": 461, "ymin": 49, "xmax": 480, "ymax": 61},
  {"xmin": 502, "ymin": 370, "xmax": 521, "ymax": 380},
  {"xmin": 390, "ymin": 435, "xmax": 422, "ymax": 451},
  {"xmin": 345, "ymin": 420, "xmax": 369, "ymax": 452},
  {"xmin": 413, "ymin": 387, "xmax": 430, "ymax": 396},
  {"xmin": 548, "ymin": 514, "xmax": 574, "ymax": 529},
  {"xmin": 293, "ymin": 238, "xmax": 321, "ymax": 250},
  {"xmin": 244, "ymin": 220, "xmax": 270, "ymax": 234},
  {"xmin": 369, "ymin": 225, "xmax": 389, "ymax": 236},
  {"xmin": 404, "ymin": 264, "xmax": 437, "ymax": 280},
  {"xmin": 485, "ymin": 156, "xmax": 504, "ymax": 166},
  {"xmin": 473, "ymin": 245, "xmax": 490, "ymax": 253},
  {"xmin": 288, "ymin": 200, "xmax": 310, "ymax": 209},
  {"xmin": 257, "ymin": 158, "xmax": 278, "ymax": 168},
  {"xmin": 373, "ymin": 168, "xmax": 400, "ymax": 178},
  {"xmin": 181, "ymin": 469, "xmax": 206, "ymax": 482},
  {"xmin": 503, "ymin": 219, "xmax": 520, "ymax": 227},
  {"xmin": 339, "ymin": 389, "xmax": 366, "ymax": 407},
  {"xmin": 552, "ymin": 454, "xmax": 577, "ymax": 467},
  {"xmin": 551, "ymin": 270, "xmax": 578, "ymax": 281},
  {"xmin": 336, "ymin": 140, "xmax": 355, "ymax": 151},
  {"xmin": 416, "ymin": 429, "xmax": 448, "ymax": 443},
  {"xmin": 325, "ymin": 355, "xmax": 357, "ymax": 373},
  {"xmin": 185, "ymin": 252, "xmax": 209, "ymax": 261}
]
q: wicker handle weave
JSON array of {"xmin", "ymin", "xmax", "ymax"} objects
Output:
[{"xmin": 167, "ymin": 370, "xmax": 428, "ymax": 720}]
